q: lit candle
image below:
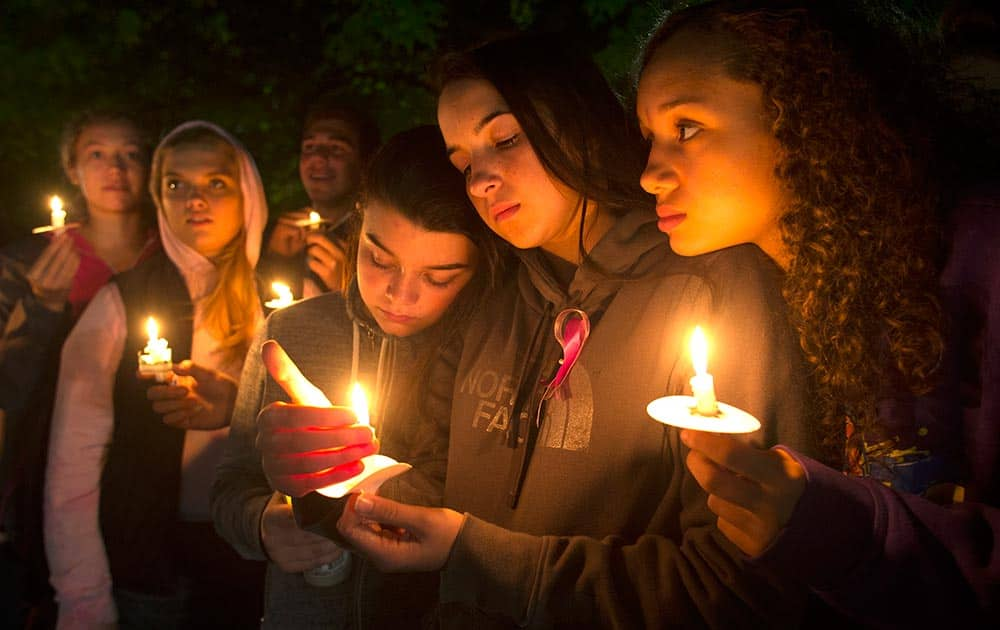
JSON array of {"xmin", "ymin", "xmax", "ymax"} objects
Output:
[
  {"xmin": 137, "ymin": 316, "xmax": 173, "ymax": 382},
  {"xmin": 49, "ymin": 195, "xmax": 66, "ymax": 228},
  {"xmin": 32, "ymin": 195, "xmax": 70, "ymax": 234},
  {"xmin": 350, "ymin": 382, "xmax": 370, "ymax": 426},
  {"xmin": 315, "ymin": 381, "xmax": 412, "ymax": 498},
  {"xmin": 689, "ymin": 326, "xmax": 718, "ymax": 416},
  {"xmin": 306, "ymin": 210, "xmax": 322, "ymax": 230},
  {"xmin": 646, "ymin": 325, "xmax": 760, "ymax": 433},
  {"xmin": 264, "ymin": 281, "xmax": 295, "ymax": 309}
]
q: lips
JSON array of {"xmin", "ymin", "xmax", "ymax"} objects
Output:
[
  {"xmin": 655, "ymin": 204, "xmax": 687, "ymax": 234},
  {"xmin": 187, "ymin": 216, "xmax": 213, "ymax": 226},
  {"xmin": 377, "ymin": 307, "xmax": 416, "ymax": 324},
  {"xmin": 490, "ymin": 201, "xmax": 520, "ymax": 223}
]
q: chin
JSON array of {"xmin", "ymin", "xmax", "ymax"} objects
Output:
[
  {"xmin": 373, "ymin": 318, "xmax": 418, "ymax": 338},
  {"xmin": 667, "ymin": 236, "xmax": 714, "ymax": 258}
]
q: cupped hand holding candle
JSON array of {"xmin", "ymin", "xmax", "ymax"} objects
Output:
[
  {"xmin": 680, "ymin": 429, "xmax": 806, "ymax": 556},
  {"xmin": 24, "ymin": 230, "xmax": 80, "ymax": 311},
  {"xmin": 257, "ymin": 340, "xmax": 409, "ymax": 498},
  {"xmin": 137, "ymin": 316, "xmax": 174, "ymax": 382},
  {"xmin": 146, "ymin": 360, "xmax": 239, "ymax": 430}
]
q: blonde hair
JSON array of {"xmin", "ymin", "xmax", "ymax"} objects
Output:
[
  {"xmin": 155, "ymin": 128, "xmax": 260, "ymax": 365},
  {"xmin": 200, "ymin": 231, "xmax": 259, "ymax": 365}
]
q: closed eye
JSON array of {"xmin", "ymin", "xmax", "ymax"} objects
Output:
[
  {"xmin": 369, "ymin": 250, "xmax": 392, "ymax": 270},
  {"xmin": 496, "ymin": 134, "xmax": 519, "ymax": 149},
  {"xmin": 424, "ymin": 274, "xmax": 456, "ymax": 288}
]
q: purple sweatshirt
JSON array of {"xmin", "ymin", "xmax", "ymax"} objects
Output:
[{"xmin": 750, "ymin": 188, "xmax": 1000, "ymax": 627}]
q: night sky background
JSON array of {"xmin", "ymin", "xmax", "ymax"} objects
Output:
[{"xmin": 0, "ymin": 0, "xmax": 964, "ymax": 245}]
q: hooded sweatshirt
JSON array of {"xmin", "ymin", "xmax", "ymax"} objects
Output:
[
  {"xmin": 43, "ymin": 121, "xmax": 267, "ymax": 629},
  {"xmin": 429, "ymin": 209, "xmax": 819, "ymax": 628},
  {"xmin": 212, "ymin": 283, "xmax": 446, "ymax": 629}
]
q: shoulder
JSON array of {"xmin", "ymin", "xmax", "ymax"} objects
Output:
[
  {"xmin": 669, "ymin": 244, "xmax": 785, "ymax": 310},
  {"xmin": 266, "ymin": 291, "xmax": 350, "ymax": 340}
]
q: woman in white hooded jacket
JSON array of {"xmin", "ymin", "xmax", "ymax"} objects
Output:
[{"xmin": 44, "ymin": 121, "xmax": 267, "ymax": 629}]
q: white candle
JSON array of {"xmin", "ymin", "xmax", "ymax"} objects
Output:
[
  {"xmin": 138, "ymin": 316, "xmax": 173, "ymax": 382},
  {"xmin": 689, "ymin": 326, "xmax": 718, "ymax": 416},
  {"xmin": 49, "ymin": 195, "xmax": 66, "ymax": 228},
  {"xmin": 264, "ymin": 281, "xmax": 295, "ymax": 309}
]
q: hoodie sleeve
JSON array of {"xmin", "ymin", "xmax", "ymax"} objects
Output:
[
  {"xmin": 437, "ymin": 248, "xmax": 814, "ymax": 628},
  {"xmin": 753, "ymin": 448, "xmax": 999, "ymax": 627},
  {"xmin": 44, "ymin": 284, "xmax": 125, "ymax": 629},
  {"xmin": 0, "ymin": 241, "xmax": 72, "ymax": 417},
  {"xmin": 210, "ymin": 319, "xmax": 272, "ymax": 560}
]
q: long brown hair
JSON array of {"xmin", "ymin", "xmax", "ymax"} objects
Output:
[{"xmin": 641, "ymin": 2, "xmax": 946, "ymax": 464}]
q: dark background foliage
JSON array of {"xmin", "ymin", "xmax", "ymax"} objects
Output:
[{"xmin": 0, "ymin": 0, "xmax": 954, "ymax": 244}]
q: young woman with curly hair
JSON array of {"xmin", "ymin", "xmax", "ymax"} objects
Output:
[{"xmin": 636, "ymin": 1, "xmax": 999, "ymax": 625}]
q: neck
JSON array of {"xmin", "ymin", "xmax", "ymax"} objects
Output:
[
  {"xmin": 541, "ymin": 201, "xmax": 614, "ymax": 266},
  {"xmin": 757, "ymin": 232, "xmax": 791, "ymax": 271},
  {"xmin": 81, "ymin": 209, "xmax": 148, "ymax": 271}
]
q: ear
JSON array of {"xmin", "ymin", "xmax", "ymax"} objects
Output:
[{"xmin": 65, "ymin": 164, "xmax": 80, "ymax": 186}]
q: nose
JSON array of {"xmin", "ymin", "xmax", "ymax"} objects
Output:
[
  {"xmin": 467, "ymin": 155, "xmax": 501, "ymax": 199},
  {"xmin": 384, "ymin": 271, "xmax": 419, "ymax": 306},
  {"xmin": 640, "ymin": 142, "xmax": 680, "ymax": 197},
  {"xmin": 184, "ymin": 185, "xmax": 207, "ymax": 208},
  {"xmin": 109, "ymin": 152, "xmax": 127, "ymax": 171}
]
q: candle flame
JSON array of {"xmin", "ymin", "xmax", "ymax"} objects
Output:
[
  {"xmin": 690, "ymin": 326, "xmax": 709, "ymax": 376},
  {"xmin": 271, "ymin": 281, "xmax": 292, "ymax": 302},
  {"xmin": 308, "ymin": 210, "xmax": 320, "ymax": 224},
  {"xmin": 145, "ymin": 316, "xmax": 160, "ymax": 342},
  {"xmin": 49, "ymin": 195, "xmax": 64, "ymax": 213},
  {"xmin": 350, "ymin": 382, "xmax": 370, "ymax": 427}
]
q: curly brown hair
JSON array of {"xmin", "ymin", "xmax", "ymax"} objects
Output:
[{"xmin": 641, "ymin": 1, "xmax": 945, "ymax": 465}]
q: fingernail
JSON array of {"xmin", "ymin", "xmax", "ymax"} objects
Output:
[
  {"xmin": 355, "ymin": 494, "xmax": 374, "ymax": 514},
  {"xmin": 679, "ymin": 429, "xmax": 692, "ymax": 446}
]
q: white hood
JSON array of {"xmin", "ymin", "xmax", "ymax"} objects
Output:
[{"xmin": 149, "ymin": 120, "xmax": 268, "ymax": 291}]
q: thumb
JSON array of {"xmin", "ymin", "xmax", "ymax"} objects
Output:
[
  {"xmin": 351, "ymin": 493, "xmax": 415, "ymax": 530},
  {"xmin": 171, "ymin": 359, "xmax": 212, "ymax": 381},
  {"xmin": 261, "ymin": 340, "xmax": 331, "ymax": 406}
]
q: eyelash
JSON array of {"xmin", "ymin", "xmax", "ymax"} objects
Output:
[
  {"xmin": 368, "ymin": 251, "xmax": 455, "ymax": 287},
  {"xmin": 425, "ymin": 276, "xmax": 453, "ymax": 288},
  {"xmin": 456, "ymin": 133, "xmax": 520, "ymax": 179},
  {"xmin": 369, "ymin": 250, "xmax": 391, "ymax": 270},
  {"xmin": 496, "ymin": 133, "xmax": 519, "ymax": 149}
]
